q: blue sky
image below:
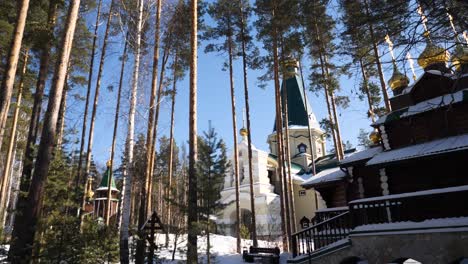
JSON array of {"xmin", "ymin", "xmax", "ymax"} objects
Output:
[{"xmin": 63, "ymin": 0, "xmax": 429, "ymax": 170}]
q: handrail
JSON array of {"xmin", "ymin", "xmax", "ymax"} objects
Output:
[
  {"xmin": 292, "ymin": 211, "xmax": 349, "ymax": 236},
  {"xmin": 291, "ymin": 210, "xmax": 351, "ymax": 257}
]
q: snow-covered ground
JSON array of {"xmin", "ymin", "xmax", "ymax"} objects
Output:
[
  {"xmin": 1, "ymin": 234, "xmax": 291, "ymax": 263},
  {"xmin": 148, "ymin": 233, "xmax": 291, "ymax": 263}
]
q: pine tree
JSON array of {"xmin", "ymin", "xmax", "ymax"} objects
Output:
[
  {"xmin": 81, "ymin": 0, "xmax": 115, "ymax": 226},
  {"xmin": 0, "ymin": 0, "xmax": 30, "ymax": 149},
  {"xmin": 202, "ymin": 0, "xmax": 242, "ymax": 252},
  {"xmin": 300, "ymin": 0, "xmax": 346, "ymax": 160},
  {"xmin": 9, "ymin": 0, "xmax": 82, "ymax": 261},
  {"xmin": 187, "ymin": 0, "xmax": 199, "ymax": 261},
  {"xmin": 197, "ymin": 127, "xmax": 229, "ymax": 264},
  {"xmin": 76, "ymin": 0, "xmax": 103, "ymax": 196},
  {"xmin": 0, "ymin": 50, "xmax": 29, "ymax": 230},
  {"xmin": 22, "ymin": 0, "xmax": 59, "ymax": 198}
]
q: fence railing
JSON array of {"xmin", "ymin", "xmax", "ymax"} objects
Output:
[
  {"xmin": 291, "ymin": 211, "xmax": 351, "ymax": 257},
  {"xmin": 349, "ymin": 186, "xmax": 468, "ymax": 228}
]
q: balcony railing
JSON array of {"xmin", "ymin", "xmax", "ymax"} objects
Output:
[
  {"xmin": 349, "ymin": 185, "xmax": 468, "ymax": 228},
  {"xmin": 291, "ymin": 211, "xmax": 351, "ymax": 257}
]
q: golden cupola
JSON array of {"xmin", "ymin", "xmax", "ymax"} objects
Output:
[
  {"xmin": 281, "ymin": 57, "xmax": 299, "ymax": 79},
  {"xmin": 452, "ymin": 42, "xmax": 468, "ymax": 72},
  {"xmin": 369, "ymin": 130, "xmax": 381, "ymax": 145},
  {"xmin": 417, "ymin": 32, "xmax": 449, "ymax": 71},
  {"xmin": 388, "ymin": 62, "xmax": 410, "ymax": 95},
  {"xmin": 240, "ymin": 127, "xmax": 248, "ymax": 138}
]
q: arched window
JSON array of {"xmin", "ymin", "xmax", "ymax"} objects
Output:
[{"xmin": 298, "ymin": 143, "xmax": 307, "ymax": 154}]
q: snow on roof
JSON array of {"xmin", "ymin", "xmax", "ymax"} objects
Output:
[
  {"xmin": 340, "ymin": 146, "xmax": 383, "ymax": 165},
  {"xmin": 292, "ymin": 173, "xmax": 311, "ymax": 183},
  {"xmin": 352, "ymin": 216, "xmax": 468, "ymax": 233},
  {"xmin": 301, "ymin": 167, "xmax": 346, "ymax": 187},
  {"xmin": 366, "ymin": 133, "xmax": 468, "ymax": 166},
  {"xmin": 374, "ymin": 88, "xmax": 468, "ymax": 125},
  {"xmin": 349, "ymin": 185, "xmax": 468, "ymax": 204}
]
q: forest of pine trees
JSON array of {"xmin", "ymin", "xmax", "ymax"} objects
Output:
[{"xmin": 0, "ymin": 0, "xmax": 467, "ymax": 263}]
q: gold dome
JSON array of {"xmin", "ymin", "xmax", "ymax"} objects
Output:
[
  {"xmin": 388, "ymin": 63, "xmax": 409, "ymax": 90},
  {"xmin": 240, "ymin": 127, "xmax": 248, "ymax": 137},
  {"xmin": 87, "ymin": 190, "xmax": 94, "ymax": 199},
  {"xmin": 417, "ymin": 35, "xmax": 449, "ymax": 69},
  {"xmin": 452, "ymin": 43, "xmax": 468, "ymax": 71},
  {"xmin": 281, "ymin": 58, "xmax": 298, "ymax": 79},
  {"xmin": 106, "ymin": 159, "xmax": 112, "ymax": 167},
  {"xmin": 369, "ymin": 131, "xmax": 381, "ymax": 145}
]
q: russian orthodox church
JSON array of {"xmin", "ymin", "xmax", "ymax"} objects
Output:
[
  {"xmin": 288, "ymin": 33, "xmax": 468, "ymax": 263},
  {"xmin": 217, "ymin": 58, "xmax": 327, "ymax": 239}
]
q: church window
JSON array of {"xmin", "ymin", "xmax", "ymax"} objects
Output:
[
  {"xmin": 298, "ymin": 143, "xmax": 307, "ymax": 154},
  {"xmin": 299, "ymin": 190, "xmax": 306, "ymax": 196}
]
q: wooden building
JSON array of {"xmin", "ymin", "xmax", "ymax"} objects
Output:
[{"xmin": 288, "ymin": 37, "xmax": 468, "ymax": 263}]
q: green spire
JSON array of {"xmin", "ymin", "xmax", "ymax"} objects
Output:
[
  {"xmin": 99, "ymin": 164, "xmax": 116, "ymax": 189},
  {"xmin": 273, "ymin": 73, "xmax": 319, "ymax": 132}
]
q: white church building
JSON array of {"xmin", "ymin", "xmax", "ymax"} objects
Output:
[{"xmin": 217, "ymin": 59, "xmax": 327, "ymax": 239}]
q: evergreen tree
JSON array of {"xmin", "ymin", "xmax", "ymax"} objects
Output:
[
  {"xmin": 9, "ymin": 0, "xmax": 82, "ymax": 261},
  {"xmin": 300, "ymin": 0, "xmax": 346, "ymax": 160},
  {"xmin": 0, "ymin": 0, "xmax": 30, "ymax": 149},
  {"xmin": 202, "ymin": 0, "xmax": 242, "ymax": 252},
  {"xmin": 197, "ymin": 126, "xmax": 229, "ymax": 264}
]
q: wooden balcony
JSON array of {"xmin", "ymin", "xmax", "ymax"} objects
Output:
[{"xmin": 349, "ymin": 185, "xmax": 468, "ymax": 228}]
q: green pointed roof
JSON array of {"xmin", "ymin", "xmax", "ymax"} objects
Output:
[
  {"xmin": 273, "ymin": 74, "xmax": 320, "ymax": 132},
  {"xmin": 99, "ymin": 166, "xmax": 116, "ymax": 189}
]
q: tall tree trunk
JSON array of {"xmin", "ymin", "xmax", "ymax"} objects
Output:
[
  {"xmin": 323, "ymin": 54, "xmax": 344, "ymax": 159},
  {"xmin": 165, "ymin": 51, "xmax": 178, "ymax": 247},
  {"xmin": 0, "ymin": 50, "xmax": 28, "ymax": 228},
  {"xmin": 282, "ymin": 82, "xmax": 297, "ymax": 235},
  {"xmin": 55, "ymin": 68, "xmax": 70, "ymax": 151},
  {"xmin": 5, "ymin": 152, "xmax": 22, "ymax": 231},
  {"xmin": 313, "ymin": 19, "xmax": 343, "ymax": 160},
  {"xmin": 363, "ymin": 0, "xmax": 391, "ymax": 112},
  {"xmin": 82, "ymin": 0, "xmax": 115, "ymax": 226},
  {"xmin": 298, "ymin": 59, "xmax": 316, "ymax": 174},
  {"xmin": 141, "ymin": 0, "xmax": 162, "ymax": 231},
  {"xmin": 117, "ymin": 33, "xmax": 130, "ymax": 264},
  {"xmin": 0, "ymin": 0, "xmax": 30, "ymax": 149},
  {"xmin": 227, "ymin": 17, "xmax": 241, "ymax": 253},
  {"xmin": 359, "ymin": 58, "xmax": 376, "ymax": 123},
  {"xmin": 187, "ymin": 0, "xmax": 199, "ymax": 262},
  {"xmin": 239, "ymin": 2, "xmax": 257, "ymax": 247},
  {"xmin": 21, "ymin": 1, "xmax": 58, "ymax": 196},
  {"xmin": 76, "ymin": 0, "xmax": 103, "ymax": 195},
  {"xmin": 150, "ymin": 45, "xmax": 170, "ymax": 214},
  {"xmin": 8, "ymin": 0, "xmax": 81, "ymax": 261},
  {"xmin": 272, "ymin": 28, "xmax": 289, "ymax": 251},
  {"xmin": 131, "ymin": 0, "xmax": 145, "ymax": 262}
]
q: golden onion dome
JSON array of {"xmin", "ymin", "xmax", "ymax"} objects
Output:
[
  {"xmin": 281, "ymin": 58, "xmax": 298, "ymax": 79},
  {"xmin": 417, "ymin": 33, "xmax": 449, "ymax": 69},
  {"xmin": 369, "ymin": 131, "xmax": 381, "ymax": 145},
  {"xmin": 388, "ymin": 63, "xmax": 409, "ymax": 90},
  {"xmin": 106, "ymin": 159, "xmax": 112, "ymax": 167},
  {"xmin": 240, "ymin": 127, "xmax": 248, "ymax": 137},
  {"xmin": 452, "ymin": 42, "xmax": 468, "ymax": 71},
  {"xmin": 87, "ymin": 190, "xmax": 94, "ymax": 199}
]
